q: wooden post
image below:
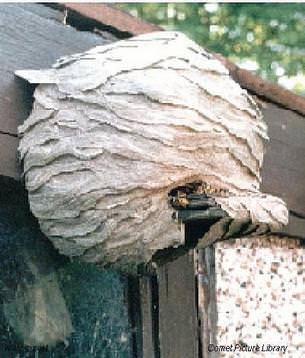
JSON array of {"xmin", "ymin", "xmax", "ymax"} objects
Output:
[
  {"xmin": 157, "ymin": 251, "xmax": 198, "ymax": 358},
  {"xmin": 139, "ymin": 275, "xmax": 159, "ymax": 358},
  {"xmin": 140, "ymin": 211, "xmax": 220, "ymax": 358},
  {"xmin": 134, "ymin": 251, "xmax": 199, "ymax": 358},
  {"xmin": 197, "ymin": 247, "xmax": 218, "ymax": 358},
  {"xmin": 127, "ymin": 274, "xmax": 160, "ymax": 358}
]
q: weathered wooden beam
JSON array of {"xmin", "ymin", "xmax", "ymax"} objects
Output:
[
  {"xmin": 261, "ymin": 103, "xmax": 305, "ymax": 217},
  {"xmin": 197, "ymin": 247, "xmax": 217, "ymax": 358},
  {"xmin": 127, "ymin": 276, "xmax": 143, "ymax": 358},
  {"xmin": 0, "ymin": 3, "xmax": 116, "ymax": 179},
  {"xmin": 64, "ymin": 3, "xmax": 162, "ymax": 36},
  {"xmin": 139, "ymin": 277, "xmax": 154, "ymax": 358},
  {"xmin": 215, "ymin": 53, "xmax": 305, "ymax": 117},
  {"xmin": 0, "ymin": 4, "xmax": 111, "ymax": 136},
  {"xmin": 176, "ymin": 208, "xmax": 227, "ymax": 223},
  {"xmin": 282, "ymin": 214, "xmax": 305, "ymax": 239},
  {"xmin": 0, "ymin": 133, "xmax": 19, "ymax": 179},
  {"xmin": 139, "ymin": 275, "xmax": 159, "ymax": 358},
  {"xmin": 126, "ymin": 273, "xmax": 160, "ymax": 358},
  {"xmin": 157, "ymin": 252, "xmax": 198, "ymax": 358}
]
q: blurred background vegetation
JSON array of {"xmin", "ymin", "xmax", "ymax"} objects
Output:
[{"xmin": 116, "ymin": 3, "xmax": 305, "ymax": 95}]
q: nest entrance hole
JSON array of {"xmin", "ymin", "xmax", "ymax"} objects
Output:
[{"xmin": 152, "ymin": 181, "xmax": 224, "ymax": 265}]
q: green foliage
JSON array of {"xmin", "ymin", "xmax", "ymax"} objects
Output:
[{"xmin": 117, "ymin": 3, "xmax": 305, "ymax": 92}]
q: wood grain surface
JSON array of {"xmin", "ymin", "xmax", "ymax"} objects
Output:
[
  {"xmin": 0, "ymin": 4, "xmax": 110, "ymax": 136},
  {"xmin": 158, "ymin": 252, "xmax": 198, "ymax": 358}
]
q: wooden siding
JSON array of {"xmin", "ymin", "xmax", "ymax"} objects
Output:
[
  {"xmin": 261, "ymin": 102, "xmax": 305, "ymax": 237},
  {"xmin": 262, "ymin": 103, "xmax": 305, "ymax": 216},
  {"xmin": 0, "ymin": 4, "xmax": 111, "ymax": 177},
  {"xmin": 158, "ymin": 252, "xmax": 198, "ymax": 358}
]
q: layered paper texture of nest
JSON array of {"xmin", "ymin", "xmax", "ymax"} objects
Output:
[{"xmin": 17, "ymin": 31, "xmax": 288, "ymax": 266}]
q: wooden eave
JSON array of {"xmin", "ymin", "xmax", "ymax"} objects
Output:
[{"xmin": 64, "ymin": 3, "xmax": 162, "ymax": 36}]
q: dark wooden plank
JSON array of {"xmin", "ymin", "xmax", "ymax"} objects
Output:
[
  {"xmin": 127, "ymin": 276, "xmax": 143, "ymax": 358},
  {"xmin": 0, "ymin": 4, "xmax": 111, "ymax": 137},
  {"xmin": 65, "ymin": 3, "xmax": 161, "ymax": 36},
  {"xmin": 197, "ymin": 247, "xmax": 217, "ymax": 358},
  {"xmin": 0, "ymin": 4, "xmax": 115, "ymax": 178},
  {"xmin": 216, "ymin": 53, "xmax": 305, "ymax": 116},
  {"xmin": 0, "ymin": 134, "xmax": 20, "ymax": 179},
  {"xmin": 282, "ymin": 214, "xmax": 305, "ymax": 239},
  {"xmin": 139, "ymin": 276, "xmax": 158, "ymax": 358},
  {"xmin": 15, "ymin": 3, "xmax": 66, "ymax": 22},
  {"xmin": 157, "ymin": 251, "xmax": 198, "ymax": 358},
  {"xmin": 262, "ymin": 103, "xmax": 305, "ymax": 217}
]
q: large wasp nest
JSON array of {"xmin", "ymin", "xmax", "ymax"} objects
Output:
[{"xmin": 16, "ymin": 31, "xmax": 288, "ymax": 267}]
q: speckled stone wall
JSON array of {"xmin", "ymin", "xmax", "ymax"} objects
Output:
[{"xmin": 215, "ymin": 236, "xmax": 304, "ymax": 357}]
